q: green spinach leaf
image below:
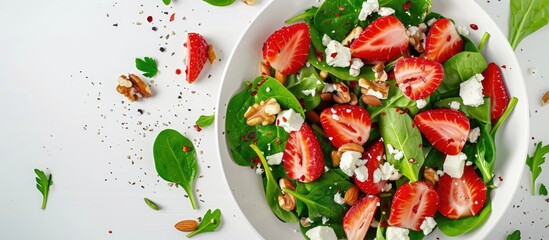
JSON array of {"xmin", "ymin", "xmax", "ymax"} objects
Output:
[
  {"xmin": 135, "ymin": 57, "xmax": 158, "ymax": 78},
  {"xmin": 379, "ymin": 0, "xmax": 432, "ymax": 26},
  {"xmin": 187, "ymin": 209, "xmax": 222, "ymax": 237},
  {"xmin": 287, "ymin": 66, "xmax": 325, "ymax": 111},
  {"xmin": 526, "ymin": 142, "xmax": 549, "ymax": 195},
  {"xmin": 367, "ymin": 80, "xmax": 422, "ymax": 122},
  {"xmin": 507, "ymin": 230, "xmax": 521, "ymax": 240},
  {"xmin": 491, "ymin": 97, "xmax": 518, "ymax": 136},
  {"xmin": 286, "ymin": 7, "xmax": 318, "ymax": 24},
  {"xmin": 436, "ymin": 196, "xmax": 492, "ymax": 236},
  {"xmin": 436, "ymin": 52, "xmax": 487, "ymax": 95},
  {"xmin": 285, "ymin": 184, "xmax": 349, "ymax": 221},
  {"xmin": 433, "ymin": 97, "xmax": 491, "ymax": 124},
  {"xmin": 153, "ymin": 129, "xmax": 198, "ymax": 209},
  {"xmin": 202, "ymin": 0, "xmax": 236, "ymax": 7},
  {"xmin": 379, "ymin": 108, "xmax": 425, "ymax": 182},
  {"xmin": 314, "ymin": 0, "xmax": 363, "ymax": 41},
  {"xmin": 144, "ymin": 198, "xmax": 160, "ymax": 210},
  {"xmin": 509, "ymin": 0, "xmax": 549, "ymax": 50},
  {"xmin": 462, "ymin": 35, "xmax": 480, "ymax": 52},
  {"xmin": 195, "ymin": 114, "xmax": 215, "ymax": 128},
  {"xmin": 34, "ymin": 168, "xmax": 53, "ymax": 210},
  {"xmin": 307, "ymin": 48, "xmax": 375, "ymax": 80},
  {"xmin": 463, "ymin": 122, "xmax": 496, "ymax": 183},
  {"xmin": 423, "ymin": 147, "xmax": 444, "ymax": 170}
]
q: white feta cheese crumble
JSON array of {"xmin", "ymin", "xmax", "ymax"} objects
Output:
[
  {"xmin": 349, "ymin": 58, "xmax": 364, "ymax": 77},
  {"xmin": 460, "ymin": 74, "xmax": 485, "ymax": 107},
  {"xmin": 322, "ymin": 34, "xmax": 332, "ymax": 47},
  {"xmin": 456, "ymin": 25, "xmax": 469, "ymax": 36},
  {"xmin": 266, "ymin": 152, "xmax": 284, "ymax": 165},
  {"xmin": 306, "ymin": 226, "xmax": 338, "ymax": 240},
  {"xmin": 302, "ymin": 88, "xmax": 317, "ymax": 97},
  {"xmin": 373, "ymin": 162, "xmax": 401, "ymax": 183},
  {"xmin": 466, "ymin": 161, "xmax": 473, "ymax": 166},
  {"xmin": 322, "ymin": 83, "xmax": 337, "ymax": 93},
  {"xmin": 378, "ymin": 7, "xmax": 395, "ymax": 16},
  {"xmin": 334, "ymin": 191, "xmax": 345, "ymax": 205},
  {"xmin": 382, "ymin": 182, "xmax": 393, "ymax": 192},
  {"xmin": 325, "ymin": 166, "xmax": 330, "ymax": 172},
  {"xmin": 340, "ymin": 151, "xmax": 362, "ymax": 176},
  {"xmin": 387, "ymin": 144, "xmax": 404, "ymax": 160},
  {"xmin": 420, "ymin": 217, "xmax": 437, "ymax": 235},
  {"xmin": 325, "ymin": 40, "xmax": 352, "ymax": 67},
  {"xmin": 449, "ymin": 101, "xmax": 461, "ymax": 110},
  {"xmin": 436, "ymin": 170, "xmax": 445, "ymax": 177},
  {"xmin": 426, "ymin": 18, "xmax": 437, "ymax": 26},
  {"xmin": 255, "ymin": 164, "xmax": 264, "ymax": 175},
  {"xmin": 416, "ymin": 99, "xmax": 427, "ymax": 109},
  {"xmin": 358, "ymin": 0, "xmax": 379, "ymax": 21},
  {"xmin": 468, "ymin": 127, "xmax": 481, "ymax": 143},
  {"xmin": 354, "ymin": 165, "xmax": 369, "ymax": 182},
  {"xmin": 276, "ymin": 109, "xmax": 305, "ymax": 133},
  {"xmin": 322, "ymin": 216, "xmax": 329, "ymax": 224},
  {"xmin": 443, "ymin": 153, "xmax": 468, "ymax": 178},
  {"xmin": 386, "ymin": 226, "xmax": 410, "ymax": 240}
]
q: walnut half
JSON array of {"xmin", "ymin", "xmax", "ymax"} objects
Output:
[
  {"xmin": 244, "ymin": 98, "xmax": 281, "ymax": 126},
  {"xmin": 116, "ymin": 74, "xmax": 152, "ymax": 102}
]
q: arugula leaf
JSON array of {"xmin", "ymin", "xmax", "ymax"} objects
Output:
[
  {"xmin": 202, "ymin": 0, "xmax": 236, "ymax": 7},
  {"xmin": 153, "ymin": 129, "xmax": 198, "ymax": 209},
  {"xmin": 162, "ymin": 0, "xmax": 170, "ymax": 5},
  {"xmin": 506, "ymin": 229, "xmax": 521, "ymax": 240},
  {"xmin": 540, "ymin": 184, "xmax": 548, "ymax": 196},
  {"xmin": 187, "ymin": 209, "xmax": 222, "ymax": 237},
  {"xmin": 509, "ymin": 0, "xmax": 549, "ymax": 50},
  {"xmin": 526, "ymin": 142, "xmax": 549, "ymax": 195},
  {"xmin": 195, "ymin": 114, "xmax": 215, "ymax": 128},
  {"xmin": 144, "ymin": 198, "xmax": 160, "ymax": 210},
  {"xmin": 135, "ymin": 57, "xmax": 158, "ymax": 78},
  {"xmin": 34, "ymin": 168, "xmax": 53, "ymax": 210}
]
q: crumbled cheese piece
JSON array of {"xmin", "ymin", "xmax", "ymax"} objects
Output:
[
  {"xmin": 443, "ymin": 153, "xmax": 468, "ymax": 178},
  {"xmin": 322, "ymin": 216, "xmax": 329, "ymax": 224},
  {"xmin": 322, "ymin": 83, "xmax": 337, "ymax": 93},
  {"xmin": 460, "ymin": 74, "xmax": 485, "ymax": 107},
  {"xmin": 276, "ymin": 109, "xmax": 305, "ymax": 133},
  {"xmin": 373, "ymin": 162, "xmax": 401, "ymax": 183},
  {"xmin": 466, "ymin": 161, "xmax": 473, "ymax": 166},
  {"xmin": 416, "ymin": 99, "xmax": 427, "ymax": 109},
  {"xmin": 468, "ymin": 127, "xmax": 481, "ymax": 143},
  {"xmin": 333, "ymin": 191, "xmax": 345, "ymax": 205},
  {"xmin": 354, "ymin": 166, "xmax": 369, "ymax": 182},
  {"xmin": 340, "ymin": 151, "xmax": 361, "ymax": 176},
  {"xmin": 302, "ymin": 88, "xmax": 317, "ymax": 97},
  {"xmin": 436, "ymin": 170, "xmax": 445, "ymax": 177},
  {"xmin": 306, "ymin": 226, "xmax": 338, "ymax": 240},
  {"xmin": 266, "ymin": 152, "xmax": 284, "ymax": 165},
  {"xmin": 322, "ymin": 34, "xmax": 332, "ymax": 47},
  {"xmin": 387, "ymin": 144, "xmax": 404, "ymax": 160},
  {"xmin": 386, "ymin": 226, "xmax": 410, "ymax": 240},
  {"xmin": 450, "ymin": 101, "xmax": 461, "ymax": 110},
  {"xmin": 426, "ymin": 18, "xmax": 437, "ymax": 26},
  {"xmin": 378, "ymin": 7, "xmax": 395, "ymax": 16},
  {"xmin": 382, "ymin": 182, "xmax": 393, "ymax": 192},
  {"xmin": 420, "ymin": 217, "xmax": 437, "ymax": 235},
  {"xmin": 358, "ymin": 0, "xmax": 379, "ymax": 21},
  {"xmin": 325, "ymin": 166, "xmax": 330, "ymax": 172},
  {"xmin": 456, "ymin": 25, "xmax": 469, "ymax": 36},
  {"xmin": 349, "ymin": 58, "xmax": 364, "ymax": 77},
  {"xmin": 265, "ymin": 87, "xmax": 271, "ymax": 93},
  {"xmin": 255, "ymin": 164, "xmax": 264, "ymax": 175},
  {"xmin": 325, "ymin": 40, "xmax": 352, "ymax": 67}
]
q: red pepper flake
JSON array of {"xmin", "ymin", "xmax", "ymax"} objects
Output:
[
  {"xmin": 470, "ymin": 24, "xmax": 479, "ymax": 30},
  {"xmin": 282, "ymin": 117, "xmax": 288, "ymax": 122},
  {"xmin": 335, "ymin": 13, "xmax": 340, "ymax": 17},
  {"xmin": 147, "ymin": 16, "xmax": 153, "ymax": 23},
  {"xmin": 339, "ymin": 6, "xmax": 345, "ymax": 11},
  {"xmin": 182, "ymin": 146, "xmax": 191, "ymax": 152},
  {"xmin": 175, "ymin": 69, "xmax": 182, "ymax": 75},
  {"xmin": 108, "ymin": 230, "xmax": 113, "ymax": 234},
  {"xmin": 330, "ymin": 52, "xmax": 338, "ymax": 58},
  {"xmin": 340, "ymin": 85, "xmax": 348, "ymax": 92},
  {"xmin": 403, "ymin": 0, "xmax": 412, "ymax": 11},
  {"xmin": 349, "ymin": 81, "xmax": 358, "ymax": 89},
  {"xmin": 316, "ymin": 51, "xmax": 324, "ymax": 62},
  {"xmin": 498, "ymin": 176, "xmax": 504, "ymax": 182},
  {"xmin": 357, "ymin": 136, "xmax": 362, "ymax": 142},
  {"xmin": 193, "ymin": 125, "xmax": 202, "ymax": 132},
  {"xmin": 501, "ymin": 65, "xmax": 507, "ymax": 69},
  {"xmin": 250, "ymin": 157, "xmax": 261, "ymax": 165},
  {"xmin": 169, "ymin": 13, "xmax": 175, "ymax": 22}
]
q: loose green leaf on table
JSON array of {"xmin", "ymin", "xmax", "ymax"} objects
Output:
[
  {"xmin": 540, "ymin": 184, "xmax": 548, "ymax": 196},
  {"xmin": 153, "ymin": 129, "xmax": 199, "ymax": 209},
  {"xmin": 507, "ymin": 229, "xmax": 521, "ymax": 240},
  {"xmin": 509, "ymin": 0, "xmax": 549, "ymax": 50},
  {"xmin": 187, "ymin": 209, "xmax": 222, "ymax": 237},
  {"xmin": 162, "ymin": 0, "xmax": 170, "ymax": 5},
  {"xmin": 202, "ymin": 0, "xmax": 236, "ymax": 7},
  {"xmin": 195, "ymin": 114, "xmax": 215, "ymax": 128},
  {"xmin": 525, "ymin": 142, "xmax": 549, "ymax": 195},
  {"xmin": 144, "ymin": 198, "xmax": 160, "ymax": 210},
  {"xmin": 135, "ymin": 57, "xmax": 158, "ymax": 78},
  {"xmin": 34, "ymin": 168, "xmax": 53, "ymax": 210}
]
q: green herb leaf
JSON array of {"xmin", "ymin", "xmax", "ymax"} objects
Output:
[
  {"xmin": 507, "ymin": 229, "xmax": 521, "ymax": 240},
  {"xmin": 526, "ymin": 142, "xmax": 549, "ymax": 195},
  {"xmin": 162, "ymin": 0, "xmax": 170, "ymax": 5},
  {"xmin": 34, "ymin": 168, "xmax": 53, "ymax": 210},
  {"xmin": 202, "ymin": 0, "xmax": 236, "ymax": 7},
  {"xmin": 144, "ymin": 198, "xmax": 160, "ymax": 210},
  {"xmin": 195, "ymin": 114, "xmax": 215, "ymax": 128},
  {"xmin": 540, "ymin": 184, "xmax": 548, "ymax": 196},
  {"xmin": 153, "ymin": 129, "xmax": 198, "ymax": 209},
  {"xmin": 135, "ymin": 57, "xmax": 158, "ymax": 78},
  {"xmin": 509, "ymin": 0, "xmax": 549, "ymax": 50},
  {"xmin": 187, "ymin": 209, "xmax": 222, "ymax": 237}
]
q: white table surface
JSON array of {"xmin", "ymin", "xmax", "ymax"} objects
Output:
[{"xmin": 1, "ymin": 0, "xmax": 547, "ymax": 239}]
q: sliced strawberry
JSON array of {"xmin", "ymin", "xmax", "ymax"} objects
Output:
[
  {"xmin": 320, "ymin": 105, "xmax": 372, "ymax": 149},
  {"xmin": 262, "ymin": 23, "xmax": 310, "ymax": 75},
  {"xmin": 388, "ymin": 181, "xmax": 439, "ymax": 231},
  {"xmin": 482, "ymin": 62, "xmax": 510, "ymax": 124},
  {"xmin": 350, "ymin": 16, "xmax": 408, "ymax": 62},
  {"xmin": 343, "ymin": 195, "xmax": 380, "ymax": 240},
  {"xmin": 425, "ymin": 18, "xmax": 464, "ymax": 63},
  {"xmin": 394, "ymin": 57, "xmax": 444, "ymax": 100},
  {"xmin": 185, "ymin": 33, "xmax": 209, "ymax": 83},
  {"xmin": 414, "ymin": 109, "xmax": 470, "ymax": 155},
  {"xmin": 354, "ymin": 139, "xmax": 387, "ymax": 195},
  {"xmin": 437, "ymin": 166, "xmax": 487, "ymax": 219},
  {"xmin": 282, "ymin": 122, "xmax": 325, "ymax": 183}
]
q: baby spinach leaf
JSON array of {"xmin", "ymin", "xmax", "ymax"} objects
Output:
[
  {"xmin": 285, "ymin": 184, "xmax": 348, "ymax": 221},
  {"xmin": 509, "ymin": 0, "xmax": 549, "ymax": 50},
  {"xmin": 307, "ymin": 49, "xmax": 375, "ymax": 81},
  {"xmin": 379, "ymin": 0, "xmax": 432, "ymax": 26},
  {"xmin": 187, "ymin": 209, "xmax": 222, "ymax": 237},
  {"xmin": 433, "ymin": 97, "xmax": 491, "ymax": 124},
  {"xmin": 463, "ymin": 122, "xmax": 496, "ymax": 183},
  {"xmin": 295, "ymin": 182, "xmax": 309, "ymax": 217},
  {"xmin": 153, "ymin": 129, "xmax": 198, "ymax": 209},
  {"xmin": 314, "ymin": 0, "xmax": 363, "ymax": 41},
  {"xmin": 312, "ymin": 124, "xmax": 337, "ymax": 168},
  {"xmin": 379, "ymin": 108, "xmax": 425, "ymax": 182},
  {"xmin": 305, "ymin": 18, "xmax": 326, "ymax": 53},
  {"xmin": 436, "ymin": 52, "xmax": 487, "ymax": 95},
  {"xmin": 436, "ymin": 195, "xmax": 492, "ymax": 236},
  {"xmin": 135, "ymin": 57, "xmax": 158, "ymax": 78},
  {"xmin": 34, "ymin": 168, "xmax": 53, "ymax": 210},
  {"xmin": 144, "ymin": 198, "xmax": 160, "ymax": 210},
  {"xmin": 287, "ymin": 67, "xmax": 325, "ymax": 111},
  {"xmin": 202, "ymin": 0, "xmax": 236, "ymax": 7},
  {"xmin": 303, "ymin": 169, "xmax": 352, "ymax": 192},
  {"xmin": 300, "ymin": 222, "xmax": 346, "ymax": 239},
  {"xmin": 540, "ymin": 184, "xmax": 548, "ymax": 196},
  {"xmin": 526, "ymin": 142, "xmax": 549, "ymax": 195},
  {"xmin": 286, "ymin": 7, "xmax": 318, "ymax": 24},
  {"xmin": 491, "ymin": 97, "xmax": 518, "ymax": 136},
  {"xmin": 367, "ymin": 80, "xmax": 421, "ymax": 122},
  {"xmin": 424, "ymin": 147, "xmax": 444, "ymax": 170},
  {"xmin": 195, "ymin": 114, "xmax": 215, "ymax": 128},
  {"xmin": 462, "ymin": 35, "xmax": 480, "ymax": 52},
  {"xmin": 250, "ymin": 145, "xmax": 299, "ymax": 222},
  {"xmin": 507, "ymin": 230, "xmax": 521, "ymax": 240}
]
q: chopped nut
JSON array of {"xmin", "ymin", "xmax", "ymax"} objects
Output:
[
  {"xmin": 338, "ymin": 143, "xmax": 364, "ymax": 153},
  {"xmin": 374, "ymin": 70, "xmax": 388, "ymax": 82},
  {"xmin": 305, "ymin": 111, "xmax": 321, "ymax": 125},
  {"xmin": 241, "ymin": 0, "xmax": 256, "ymax": 5},
  {"xmin": 359, "ymin": 78, "xmax": 389, "ymax": 99},
  {"xmin": 116, "ymin": 74, "xmax": 152, "ymax": 102},
  {"xmin": 349, "ymin": 93, "xmax": 359, "ymax": 105},
  {"xmin": 372, "ymin": 62, "xmax": 385, "ymax": 73},
  {"xmin": 207, "ymin": 44, "xmax": 216, "ymax": 64},
  {"xmin": 320, "ymin": 92, "xmax": 333, "ymax": 101},
  {"xmin": 278, "ymin": 178, "xmax": 296, "ymax": 211},
  {"xmin": 344, "ymin": 185, "xmax": 360, "ymax": 206},
  {"xmin": 542, "ymin": 90, "xmax": 549, "ymax": 106},
  {"xmin": 260, "ymin": 61, "xmax": 271, "ymax": 76},
  {"xmin": 174, "ymin": 220, "xmax": 199, "ymax": 232},
  {"xmin": 331, "ymin": 150, "xmax": 342, "ymax": 167},
  {"xmin": 361, "ymin": 94, "xmax": 382, "ymax": 106},
  {"xmin": 300, "ymin": 217, "xmax": 312, "ymax": 227},
  {"xmin": 333, "ymin": 82, "xmax": 352, "ymax": 104},
  {"xmin": 244, "ymin": 98, "xmax": 281, "ymax": 126},
  {"xmin": 275, "ymin": 70, "xmax": 286, "ymax": 85},
  {"xmin": 424, "ymin": 167, "xmax": 439, "ymax": 187},
  {"xmin": 406, "ymin": 24, "xmax": 427, "ymax": 53},
  {"xmin": 342, "ymin": 26, "xmax": 363, "ymax": 46},
  {"xmin": 279, "ymin": 178, "xmax": 296, "ymax": 191},
  {"xmin": 319, "ymin": 70, "xmax": 329, "ymax": 80}
]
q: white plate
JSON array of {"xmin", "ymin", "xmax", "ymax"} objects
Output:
[{"xmin": 215, "ymin": 0, "xmax": 529, "ymax": 239}]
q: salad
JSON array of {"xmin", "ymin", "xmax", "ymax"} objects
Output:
[{"xmin": 225, "ymin": 0, "xmax": 518, "ymax": 239}]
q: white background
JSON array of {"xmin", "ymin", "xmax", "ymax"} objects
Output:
[{"xmin": 0, "ymin": 0, "xmax": 547, "ymax": 239}]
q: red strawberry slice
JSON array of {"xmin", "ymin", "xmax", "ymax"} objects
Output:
[
  {"xmin": 262, "ymin": 23, "xmax": 310, "ymax": 75},
  {"xmin": 320, "ymin": 105, "xmax": 372, "ymax": 149},
  {"xmin": 388, "ymin": 181, "xmax": 439, "ymax": 231},
  {"xmin": 425, "ymin": 18, "xmax": 464, "ymax": 63},
  {"xmin": 343, "ymin": 195, "xmax": 380, "ymax": 240},
  {"xmin": 394, "ymin": 57, "xmax": 444, "ymax": 100},
  {"xmin": 437, "ymin": 166, "xmax": 487, "ymax": 219},
  {"xmin": 185, "ymin": 33, "xmax": 209, "ymax": 83},
  {"xmin": 482, "ymin": 62, "xmax": 510, "ymax": 124},
  {"xmin": 414, "ymin": 109, "xmax": 470, "ymax": 155},
  {"xmin": 282, "ymin": 122, "xmax": 325, "ymax": 183},
  {"xmin": 350, "ymin": 16, "xmax": 408, "ymax": 62},
  {"xmin": 355, "ymin": 139, "xmax": 387, "ymax": 195}
]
